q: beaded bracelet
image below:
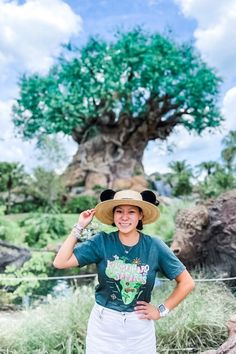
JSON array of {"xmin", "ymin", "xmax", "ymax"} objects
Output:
[{"xmin": 72, "ymin": 223, "xmax": 84, "ymax": 240}]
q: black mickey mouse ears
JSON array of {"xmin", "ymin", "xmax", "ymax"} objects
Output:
[{"xmin": 95, "ymin": 189, "xmax": 160, "ymax": 225}]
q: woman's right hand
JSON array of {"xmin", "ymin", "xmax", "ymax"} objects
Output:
[{"xmin": 78, "ymin": 208, "xmax": 96, "ymax": 229}]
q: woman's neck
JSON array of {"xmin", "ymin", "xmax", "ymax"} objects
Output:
[{"xmin": 118, "ymin": 230, "xmax": 140, "ymax": 246}]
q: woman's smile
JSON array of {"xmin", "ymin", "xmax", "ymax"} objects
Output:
[{"xmin": 113, "ymin": 205, "xmax": 143, "ymax": 233}]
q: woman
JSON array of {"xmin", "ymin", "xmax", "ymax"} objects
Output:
[{"xmin": 53, "ymin": 189, "xmax": 195, "ymax": 354}]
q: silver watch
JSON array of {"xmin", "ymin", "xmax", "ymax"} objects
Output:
[{"xmin": 158, "ymin": 303, "xmax": 169, "ymax": 317}]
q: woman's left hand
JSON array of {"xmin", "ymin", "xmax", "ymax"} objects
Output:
[{"xmin": 134, "ymin": 301, "xmax": 160, "ymax": 320}]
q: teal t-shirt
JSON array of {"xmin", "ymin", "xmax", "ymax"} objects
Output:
[{"xmin": 73, "ymin": 231, "xmax": 185, "ymax": 312}]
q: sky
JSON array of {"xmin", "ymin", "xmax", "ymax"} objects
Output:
[{"xmin": 0, "ymin": 0, "xmax": 236, "ymax": 176}]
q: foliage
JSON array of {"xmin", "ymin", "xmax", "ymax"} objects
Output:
[
  {"xmin": 0, "ymin": 162, "xmax": 25, "ymax": 193},
  {"xmin": 64, "ymin": 195, "xmax": 98, "ymax": 214},
  {"xmin": 0, "ymin": 252, "xmax": 56, "ymax": 300},
  {"xmin": 21, "ymin": 213, "xmax": 67, "ymax": 247},
  {"xmin": 9, "ymin": 199, "xmax": 42, "ymax": 214},
  {"xmin": 0, "ymin": 285, "xmax": 94, "ymax": 353},
  {"xmin": 154, "ymin": 280, "xmax": 236, "ymax": 352},
  {"xmin": 21, "ymin": 166, "xmax": 66, "ymax": 211},
  {"xmin": 0, "ymin": 281, "xmax": 235, "ymax": 353},
  {"xmin": 167, "ymin": 160, "xmax": 193, "ymax": 196},
  {"xmin": 0, "ymin": 218, "xmax": 24, "ymax": 244},
  {"xmin": 195, "ymin": 170, "xmax": 236, "ymax": 199},
  {"xmin": 195, "ymin": 160, "xmax": 221, "ymax": 180},
  {"xmin": 13, "ymin": 28, "xmax": 222, "ymax": 145},
  {"xmin": 0, "ymin": 162, "xmax": 27, "ymax": 214}
]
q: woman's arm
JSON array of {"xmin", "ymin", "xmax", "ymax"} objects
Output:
[
  {"xmin": 135, "ymin": 269, "xmax": 195, "ymax": 320},
  {"xmin": 53, "ymin": 208, "xmax": 96, "ymax": 269},
  {"xmin": 163, "ymin": 269, "xmax": 195, "ymax": 311}
]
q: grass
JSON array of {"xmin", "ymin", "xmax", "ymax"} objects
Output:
[{"xmin": 0, "ymin": 281, "xmax": 235, "ymax": 353}]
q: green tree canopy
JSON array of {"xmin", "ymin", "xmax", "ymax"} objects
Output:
[{"xmin": 12, "ymin": 28, "xmax": 223, "ymax": 189}]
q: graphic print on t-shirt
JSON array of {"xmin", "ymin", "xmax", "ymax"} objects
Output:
[{"xmin": 105, "ymin": 255, "xmax": 149, "ymax": 305}]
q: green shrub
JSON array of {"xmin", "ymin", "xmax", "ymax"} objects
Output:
[
  {"xmin": 0, "ymin": 252, "xmax": 56, "ymax": 301},
  {"xmin": 10, "ymin": 200, "xmax": 42, "ymax": 213},
  {"xmin": 0, "ymin": 218, "xmax": 24, "ymax": 244},
  {"xmin": 21, "ymin": 213, "xmax": 67, "ymax": 247},
  {"xmin": 64, "ymin": 195, "xmax": 98, "ymax": 214}
]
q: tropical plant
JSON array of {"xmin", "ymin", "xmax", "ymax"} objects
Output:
[
  {"xmin": 63, "ymin": 195, "xmax": 98, "ymax": 214},
  {"xmin": 21, "ymin": 213, "xmax": 67, "ymax": 247},
  {"xmin": 22, "ymin": 167, "xmax": 66, "ymax": 211},
  {"xmin": 0, "ymin": 162, "xmax": 27, "ymax": 214},
  {"xmin": 167, "ymin": 160, "xmax": 193, "ymax": 196},
  {"xmin": 12, "ymin": 28, "xmax": 222, "ymax": 189},
  {"xmin": 195, "ymin": 160, "xmax": 221, "ymax": 181},
  {"xmin": 0, "ymin": 252, "xmax": 55, "ymax": 300}
]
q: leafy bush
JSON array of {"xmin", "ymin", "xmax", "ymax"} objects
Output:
[
  {"xmin": 64, "ymin": 195, "xmax": 98, "ymax": 214},
  {"xmin": 0, "ymin": 252, "xmax": 56, "ymax": 301},
  {"xmin": 21, "ymin": 213, "xmax": 67, "ymax": 247},
  {"xmin": 0, "ymin": 218, "xmax": 24, "ymax": 244},
  {"xmin": 10, "ymin": 200, "xmax": 42, "ymax": 213},
  {"xmin": 196, "ymin": 172, "xmax": 236, "ymax": 199}
]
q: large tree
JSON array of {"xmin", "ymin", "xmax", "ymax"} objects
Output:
[{"xmin": 12, "ymin": 28, "xmax": 222, "ymax": 190}]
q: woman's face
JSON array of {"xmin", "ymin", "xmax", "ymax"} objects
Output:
[{"xmin": 113, "ymin": 205, "xmax": 143, "ymax": 233}]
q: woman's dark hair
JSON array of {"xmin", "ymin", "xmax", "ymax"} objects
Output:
[{"xmin": 112, "ymin": 206, "xmax": 143, "ymax": 230}]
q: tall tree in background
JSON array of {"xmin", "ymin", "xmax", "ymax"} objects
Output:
[{"xmin": 12, "ymin": 28, "xmax": 222, "ymax": 190}]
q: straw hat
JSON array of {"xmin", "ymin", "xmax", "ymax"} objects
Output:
[{"xmin": 95, "ymin": 189, "xmax": 160, "ymax": 225}]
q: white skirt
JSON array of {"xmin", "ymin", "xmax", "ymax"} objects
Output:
[{"xmin": 86, "ymin": 303, "xmax": 157, "ymax": 354}]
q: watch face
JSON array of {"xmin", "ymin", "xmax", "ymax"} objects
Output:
[
  {"xmin": 159, "ymin": 304, "xmax": 166, "ymax": 313},
  {"xmin": 158, "ymin": 304, "xmax": 169, "ymax": 317}
]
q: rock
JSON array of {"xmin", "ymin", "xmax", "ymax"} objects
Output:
[
  {"xmin": 201, "ymin": 315, "xmax": 236, "ymax": 354},
  {"xmin": 112, "ymin": 175, "xmax": 148, "ymax": 192},
  {"xmin": 227, "ymin": 315, "xmax": 236, "ymax": 336},
  {"xmin": 0, "ymin": 240, "xmax": 31, "ymax": 272},
  {"xmin": 85, "ymin": 172, "xmax": 108, "ymax": 190},
  {"xmin": 171, "ymin": 189, "xmax": 236, "ymax": 277},
  {"xmin": 215, "ymin": 335, "xmax": 236, "ymax": 353}
]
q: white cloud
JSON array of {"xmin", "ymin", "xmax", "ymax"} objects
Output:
[
  {"xmin": 221, "ymin": 86, "xmax": 236, "ymax": 131},
  {"xmin": 0, "ymin": 99, "xmax": 78, "ymax": 172},
  {"xmin": 0, "ymin": 99, "xmax": 36, "ymax": 167},
  {"xmin": 0, "ymin": 0, "xmax": 82, "ymax": 75},
  {"xmin": 0, "ymin": 0, "xmax": 81, "ymax": 170},
  {"xmin": 175, "ymin": 0, "xmax": 236, "ymax": 78}
]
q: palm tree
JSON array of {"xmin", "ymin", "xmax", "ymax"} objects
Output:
[
  {"xmin": 168, "ymin": 160, "xmax": 192, "ymax": 175},
  {"xmin": 195, "ymin": 161, "xmax": 221, "ymax": 181},
  {"xmin": 168, "ymin": 160, "xmax": 193, "ymax": 196}
]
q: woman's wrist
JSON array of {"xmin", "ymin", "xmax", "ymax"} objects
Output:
[{"xmin": 72, "ymin": 223, "xmax": 84, "ymax": 240}]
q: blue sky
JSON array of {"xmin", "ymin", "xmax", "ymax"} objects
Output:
[{"xmin": 0, "ymin": 0, "xmax": 235, "ymax": 175}]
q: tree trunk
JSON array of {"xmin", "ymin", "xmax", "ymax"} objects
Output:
[{"xmin": 62, "ymin": 117, "xmax": 149, "ymax": 191}]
